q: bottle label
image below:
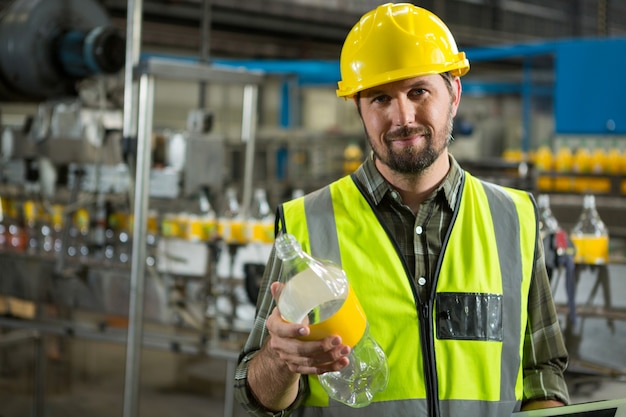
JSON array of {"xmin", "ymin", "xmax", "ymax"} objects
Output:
[
  {"xmin": 299, "ymin": 286, "xmax": 367, "ymax": 348},
  {"xmin": 571, "ymin": 235, "xmax": 609, "ymax": 264}
]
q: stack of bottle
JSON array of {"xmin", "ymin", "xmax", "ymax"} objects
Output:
[
  {"xmin": 160, "ymin": 187, "xmax": 276, "ymax": 246},
  {"xmin": 0, "ymin": 186, "xmax": 279, "ymax": 263},
  {"xmin": 506, "ymin": 140, "xmax": 626, "ymax": 194}
]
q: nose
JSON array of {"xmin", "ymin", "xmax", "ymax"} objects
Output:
[{"xmin": 393, "ymin": 97, "xmax": 415, "ymax": 126}]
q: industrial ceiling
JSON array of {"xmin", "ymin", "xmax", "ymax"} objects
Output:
[{"xmin": 96, "ymin": 0, "xmax": 626, "ymax": 60}]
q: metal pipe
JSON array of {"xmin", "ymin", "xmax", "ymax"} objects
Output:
[
  {"xmin": 198, "ymin": 0, "xmax": 212, "ymax": 108},
  {"xmin": 121, "ymin": 2, "xmax": 144, "ymax": 416},
  {"xmin": 239, "ymin": 84, "xmax": 259, "ymax": 218},
  {"xmin": 122, "ymin": 73, "xmax": 154, "ymax": 417},
  {"xmin": 122, "ymin": 0, "xmax": 143, "ymax": 140},
  {"xmin": 223, "ymin": 359, "xmax": 236, "ymax": 417},
  {"xmin": 521, "ymin": 58, "xmax": 532, "ymax": 155}
]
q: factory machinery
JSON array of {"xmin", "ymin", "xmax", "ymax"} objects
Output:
[{"xmin": 0, "ymin": 1, "xmax": 273, "ymax": 416}]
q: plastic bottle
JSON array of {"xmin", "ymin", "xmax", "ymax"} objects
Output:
[
  {"xmin": 343, "ymin": 141, "xmax": 364, "ymax": 175},
  {"xmin": 274, "ymin": 233, "xmax": 389, "ymax": 408},
  {"xmin": 219, "ymin": 187, "xmax": 246, "ymax": 244},
  {"xmin": 554, "ymin": 146, "xmax": 573, "ymax": 192},
  {"xmin": 534, "ymin": 145, "xmax": 553, "ymax": 192},
  {"xmin": 50, "ymin": 204, "xmax": 65, "ymax": 254},
  {"xmin": 606, "ymin": 141, "xmax": 621, "ymax": 175},
  {"xmin": 198, "ymin": 187, "xmax": 218, "ymax": 241},
  {"xmin": 572, "ymin": 143, "xmax": 592, "ymax": 193},
  {"xmin": 570, "ymin": 194, "xmax": 609, "ymax": 265},
  {"xmin": 23, "ymin": 199, "xmax": 40, "ymax": 255},
  {"xmin": 247, "ymin": 188, "xmax": 274, "ymax": 244},
  {"xmin": 537, "ymin": 194, "xmax": 559, "ymax": 240}
]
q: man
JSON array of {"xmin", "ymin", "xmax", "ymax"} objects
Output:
[{"xmin": 234, "ymin": 3, "xmax": 569, "ymax": 416}]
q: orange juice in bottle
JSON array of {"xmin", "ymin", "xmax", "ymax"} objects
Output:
[
  {"xmin": 606, "ymin": 141, "xmax": 621, "ymax": 175},
  {"xmin": 589, "ymin": 141, "xmax": 610, "ymax": 193},
  {"xmin": 554, "ymin": 145, "xmax": 573, "ymax": 192},
  {"xmin": 534, "ymin": 144, "xmax": 553, "ymax": 191},
  {"xmin": 572, "ymin": 143, "xmax": 591, "ymax": 193},
  {"xmin": 570, "ymin": 194, "xmax": 609, "ymax": 264}
]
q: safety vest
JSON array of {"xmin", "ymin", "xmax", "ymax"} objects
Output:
[{"xmin": 279, "ymin": 171, "xmax": 537, "ymax": 417}]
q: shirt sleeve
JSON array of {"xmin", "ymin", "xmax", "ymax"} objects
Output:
[
  {"xmin": 234, "ymin": 247, "xmax": 308, "ymax": 416},
  {"xmin": 522, "ymin": 236, "xmax": 571, "ymax": 405}
]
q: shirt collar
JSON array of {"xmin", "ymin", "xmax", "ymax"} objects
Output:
[{"xmin": 353, "ymin": 151, "xmax": 464, "ymax": 211}]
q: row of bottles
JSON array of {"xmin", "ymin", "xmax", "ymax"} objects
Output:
[
  {"xmin": 0, "ymin": 195, "xmax": 141, "ymax": 264},
  {"xmin": 503, "ymin": 140, "xmax": 626, "ymax": 194},
  {"xmin": 0, "ymin": 185, "xmax": 282, "ymax": 262},
  {"xmin": 538, "ymin": 193, "xmax": 610, "ymax": 265},
  {"xmin": 160, "ymin": 187, "xmax": 276, "ymax": 245}
]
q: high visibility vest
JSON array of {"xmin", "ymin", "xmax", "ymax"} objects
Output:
[{"xmin": 279, "ymin": 171, "xmax": 537, "ymax": 417}]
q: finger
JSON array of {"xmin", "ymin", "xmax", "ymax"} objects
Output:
[
  {"xmin": 270, "ymin": 281, "xmax": 283, "ymax": 300},
  {"xmin": 266, "ymin": 307, "xmax": 310, "ymax": 339},
  {"xmin": 269, "ymin": 333, "xmax": 351, "ymax": 374},
  {"xmin": 282, "ymin": 347, "xmax": 351, "ymax": 375}
]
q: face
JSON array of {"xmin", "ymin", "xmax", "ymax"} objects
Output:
[{"xmin": 357, "ymin": 74, "xmax": 461, "ymax": 175}]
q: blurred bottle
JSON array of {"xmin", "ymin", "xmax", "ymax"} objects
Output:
[
  {"xmin": 606, "ymin": 141, "xmax": 621, "ymax": 175},
  {"xmin": 589, "ymin": 142, "xmax": 610, "ymax": 193},
  {"xmin": 570, "ymin": 194, "xmax": 609, "ymax": 265},
  {"xmin": 146, "ymin": 209, "xmax": 159, "ymax": 267},
  {"xmin": 219, "ymin": 187, "xmax": 246, "ymax": 244},
  {"xmin": 537, "ymin": 194, "xmax": 559, "ymax": 240},
  {"xmin": 50, "ymin": 204, "xmax": 65, "ymax": 254},
  {"xmin": 23, "ymin": 199, "xmax": 40, "ymax": 254},
  {"xmin": 291, "ymin": 188, "xmax": 305, "ymax": 200},
  {"xmin": 534, "ymin": 145, "xmax": 553, "ymax": 192},
  {"xmin": 247, "ymin": 188, "xmax": 274, "ymax": 244},
  {"xmin": 117, "ymin": 212, "xmax": 132, "ymax": 264},
  {"xmin": 554, "ymin": 146, "xmax": 573, "ymax": 192},
  {"xmin": 90, "ymin": 195, "xmax": 107, "ymax": 260},
  {"xmin": 502, "ymin": 148, "xmax": 524, "ymax": 163},
  {"xmin": 104, "ymin": 201, "xmax": 118, "ymax": 262},
  {"xmin": 6, "ymin": 197, "xmax": 26, "ymax": 252},
  {"xmin": 590, "ymin": 144, "xmax": 607, "ymax": 174},
  {"xmin": 198, "ymin": 187, "xmax": 218, "ymax": 241},
  {"xmin": 68, "ymin": 208, "xmax": 90, "ymax": 259},
  {"xmin": 343, "ymin": 141, "xmax": 363, "ymax": 175},
  {"xmin": 274, "ymin": 233, "xmax": 388, "ymax": 408},
  {"xmin": 572, "ymin": 143, "xmax": 591, "ymax": 193}
]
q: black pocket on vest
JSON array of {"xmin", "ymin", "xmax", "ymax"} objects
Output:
[{"xmin": 436, "ymin": 293, "xmax": 503, "ymax": 341}]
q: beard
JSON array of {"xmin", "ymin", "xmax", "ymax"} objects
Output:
[{"xmin": 367, "ymin": 107, "xmax": 454, "ymax": 175}]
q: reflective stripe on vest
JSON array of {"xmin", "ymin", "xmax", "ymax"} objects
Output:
[{"xmin": 281, "ymin": 172, "xmax": 536, "ymax": 417}]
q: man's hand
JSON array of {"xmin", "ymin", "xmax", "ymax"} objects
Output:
[
  {"xmin": 246, "ymin": 282, "xmax": 351, "ymax": 411},
  {"xmin": 521, "ymin": 399, "xmax": 566, "ymax": 411}
]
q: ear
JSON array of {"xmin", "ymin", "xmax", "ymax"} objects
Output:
[{"xmin": 451, "ymin": 77, "xmax": 462, "ymax": 117}]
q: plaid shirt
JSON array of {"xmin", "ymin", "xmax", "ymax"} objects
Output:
[{"xmin": 235, "ymin": 153, "xmax": 570, "ymax": 416}]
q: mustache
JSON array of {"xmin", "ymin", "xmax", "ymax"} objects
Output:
[{"xmin": 385, "ymin": 126, "xmax": 431, "ymax": 142}]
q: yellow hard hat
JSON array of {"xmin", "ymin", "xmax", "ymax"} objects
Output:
[{"xmin": 337, "ymin": 3, "xmax": 470, "ymax": 98}]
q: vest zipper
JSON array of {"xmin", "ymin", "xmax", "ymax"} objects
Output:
[
  {"xmin": 417, "ymin": 199, "xmax": 441, "ymax": 417},
  {"xmin": 420, "ymin": 298, "xmax": 440, "ymax": 417}
]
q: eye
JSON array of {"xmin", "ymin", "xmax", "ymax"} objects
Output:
[
  {"xmin": 408, "ymin": 88, "xmax": 427, "ymax": 98},
  {"xmin": 371, "ymin": 94, "xmax": 390, "ymax": 104}
]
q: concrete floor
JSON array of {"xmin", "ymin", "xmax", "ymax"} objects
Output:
[{"xmin": 0, "ymin": 336, "xmax": 250, "ymax": 417}]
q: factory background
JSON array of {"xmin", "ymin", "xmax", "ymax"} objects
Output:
[{"xmin": 0, "ymin": 1, "xmax": 625, "ymax": 416}]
